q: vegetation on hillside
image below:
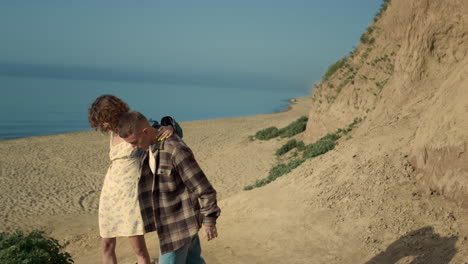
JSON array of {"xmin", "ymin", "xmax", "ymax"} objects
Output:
[
  {"xmin": 374, "ymin": 0, "xmax": 391, "ymax": 22},
  {"xmin": 246, "ymin": 1, "xmax": 393, "ymax": 190},
  {"xmin": 245, "ymin": 117, "xmax": 364, "ymax": 190},
  {"xmin": 313, "ymin": 0, "xmax": 394, "ymax": 105},
  {"xmin": 275, "ymin": 139, "xmax": 305, "ymax": 156},
  {"xmin": 0, "ymin": 230, "xmax": 74, "ymax": 264},
  {"xmin": 253, "ymin": 116, "xmax": 308, "ymax": 140},
  {"xmin": 323, "ymin": 57, "xmax": 348, "ymax": 81}
]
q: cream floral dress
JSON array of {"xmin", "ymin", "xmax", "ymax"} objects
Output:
[{"xmin": 99, "ymin": 133, "xmax": 145, "ymax": 238}]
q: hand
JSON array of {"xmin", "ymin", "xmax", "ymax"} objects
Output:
[
  {"xmin": 157, "ymin": 126, "xmax": 174, "ymax": 140},
  {"xmin": 202, "ymin": 224, "xmax": 218, "ymax": 241}
]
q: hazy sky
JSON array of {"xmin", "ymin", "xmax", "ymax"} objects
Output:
[{"xmin": 0, "ymin": 1, "xmax": 382, "ymax": 92}]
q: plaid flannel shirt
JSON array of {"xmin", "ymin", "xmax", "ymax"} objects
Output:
[{"xmin": 138, "ymin": 135, "xmax": 221, "ymax": 254}]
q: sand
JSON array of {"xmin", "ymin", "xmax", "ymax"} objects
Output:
[
  {"xmin": 0, "ymin": 97, "xmax": 312, "ymax": 263},
  {"xmin": 3, "ymin": 1, "xmax": 468, "ymax": 263},
  {"xmin": 2, "ymin": 94, "xmax": 467, "ymax": 263}
]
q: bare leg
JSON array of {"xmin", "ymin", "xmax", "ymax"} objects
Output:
[
  {"xmin": 129, "ymin": 235, "xmax": 151, "ymax": 264},
  {"xmin": 101, "ymin": 237, "xmax": 117, "ymax": 264}
]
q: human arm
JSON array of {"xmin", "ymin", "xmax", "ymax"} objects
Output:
[{"xmin": 173, "ymin": 146, "xmax": 221, "ymax": 228}]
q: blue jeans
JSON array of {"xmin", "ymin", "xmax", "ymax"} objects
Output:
[{"xmin": 159, "ymin": 234, "xmax": 206, "ymax": 264}]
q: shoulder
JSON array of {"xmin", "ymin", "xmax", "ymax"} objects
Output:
[{"xmin": 163, "ymin": 136, "xmax": 192, "ymax": 155}]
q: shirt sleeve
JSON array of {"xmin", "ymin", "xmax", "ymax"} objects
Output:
[{"xmin": 173, "ymin": 145, "xmax": 221, "ymax": 225}]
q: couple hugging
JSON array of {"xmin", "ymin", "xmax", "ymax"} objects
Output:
[{"xmin": 88, "ymin": 95, "xmax": 220, "ymax": 264}]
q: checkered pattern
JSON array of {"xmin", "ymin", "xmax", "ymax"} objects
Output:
[{"xmin": 138, "ymin": 135, "xmax": 220, "ymax": 254}]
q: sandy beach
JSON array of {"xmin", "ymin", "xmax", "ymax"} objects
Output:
[
  {"xmin": 2, "ymin": 93, "xmax": 468, "ymax": 264},
  {"xmin": 3, "ymin": 0, "xmax": 468, "ymax": 263},
  {"xmin": 0, "ymin": 97, "xmax": 313, "ymax": 263}
]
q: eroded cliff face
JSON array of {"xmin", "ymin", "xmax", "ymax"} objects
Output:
[{"xmin": 305, "ymin": 0, "xmax": 468, "ymax": 205}]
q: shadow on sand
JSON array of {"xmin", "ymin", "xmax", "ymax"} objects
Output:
[{"xmin": 366, "ymin": 226, "xmax": 458, "ymax": 264}]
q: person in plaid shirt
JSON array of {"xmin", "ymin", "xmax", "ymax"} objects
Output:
[{"xmin": 117, "ymin": 111, "xmax": 221, "ymax": 264}]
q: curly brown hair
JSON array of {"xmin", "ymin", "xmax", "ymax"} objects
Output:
[{"xmin": 88, "ymin": 94, "xmax": 130, "ymax": 132}]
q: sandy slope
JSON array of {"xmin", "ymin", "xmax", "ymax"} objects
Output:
[
  {"xmin": 305, "ymin": 0, "xmax": 468, "ymax": 207},
  {"xmin": 207, "ymin": 114, "xmax": 468, "ymax": 263}
]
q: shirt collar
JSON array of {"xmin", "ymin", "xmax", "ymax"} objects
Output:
[{"xmin": 150, "ymin": 139, "xmax": 165, "ymax": 152}]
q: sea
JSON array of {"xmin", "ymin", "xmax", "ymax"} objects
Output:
[{"xmin": 0, "ymin": 75, "xmax": 308, "ymax": 141}]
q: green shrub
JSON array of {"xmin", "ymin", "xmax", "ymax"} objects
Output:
[
  {"xmin": 296, "ymin": 141, "xmax": 305, "ymax": 151},
  {"xmin": 348, "ymin": 117, "xmax": 363, "ymax": 130},
  {"xmin": 244, "ymin": 159, "xmax": 305, "ymax": 190},
  {"xmin": 276, "ymin": 140, "xmax": 306, "ymax": 156},
  {"xmin": 374, "ymin": 0, "xmax": 391, "ymax": 22},
  {"xmin": 276, "ymin": 139, "xmax": 298, "ymax": 156},
  {"xmin": 361, "ymin": 47, "xmax": 373, "ymax": 62},
  {"xmin": 278, "ymin": 116, "xmax": 308, "ymax": 138},
  {"xmin": 323, "ymin": 57, "xmax": 348, "ymax": 80},
  {"xmin": 361, "ymin": 26, "xmax": 376, "ymax": 45},
  {"xmin": 255, "ymin": 126, "xmax": 280, "ymax": 140},
  {"xmin": 0, "ymin": 230, "xmax": 74, "ymax": 264},
  {"xmin": 360, "ymin": 33, "xmax": 370, "ymax": 44},
  {"xmin": 336, "ymin": 79, "xmax": 351, "ymax": 94},
  {"xmin": 253, "ymin": 116, "xmax": 308, "ymax": 141},
  {"xmin": 375, "ymin": 78, "xmax": 389, "ymax": 91},
  {"xmin": 303, "ymin": 133, "xmax": 340, "ymax": 159},
  {"xmin": 321, "ymin": 133, "xmax": 341, "ymax": 142}
]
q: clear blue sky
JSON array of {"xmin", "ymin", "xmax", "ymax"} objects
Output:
[{"xmin": 0, "ymin": 0, "xmax": 382, "ymax": 93}]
